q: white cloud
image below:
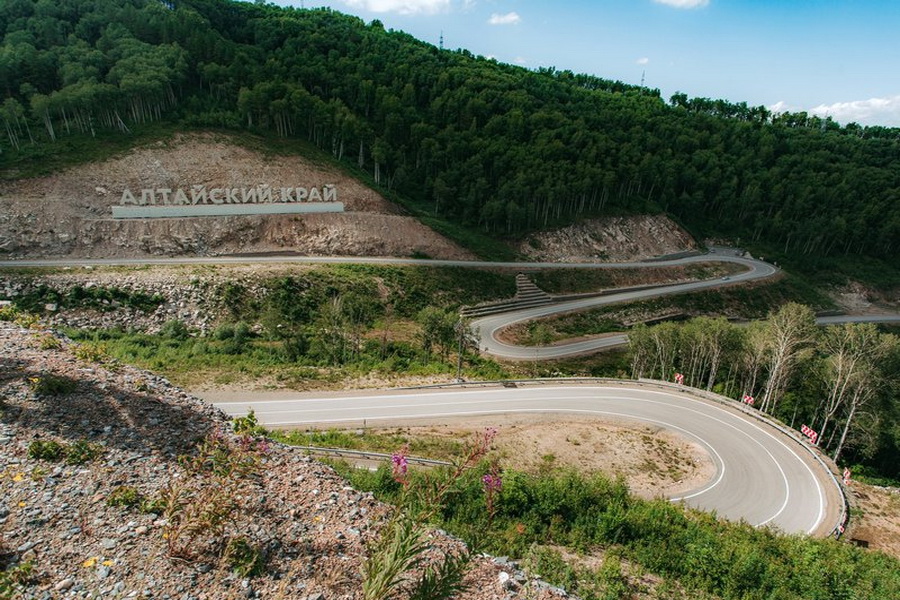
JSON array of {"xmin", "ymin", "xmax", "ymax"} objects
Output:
[
  {"xmin": 769, "ymin": 100, "xmax": 791, "ymax": 114},
  {"xmin": 636, "ymin": 57, "xmax": 650, "ymax": 65},
  {"xmin": 342, "ymin": 0, "xmax": 451, "ymax": 14},
  {"xmin": 809, "ymin": 95, "xmax": 900, "ymax": 127},
  {"xmin": 513, "ymin": 56, "xmax": 527, "ymax": 65},
  {"xmin": 488, "ymin": 12, "xmax": 520, "ymax": 25},
  {"xmin": 653, "ymin": 0, "xmax": 710, "ymax": 9},
  {"xmin": 771, "ymin": 96, "xmax": 900, "ymax": 127}
]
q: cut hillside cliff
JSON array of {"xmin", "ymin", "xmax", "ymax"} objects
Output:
[
  {"xmin": 0, "ymin": 133, "xmax": 474, "ymax": 261},
  {"xmin": 517, "ymin": 216, "xmax": 698, "ymax": 263}
]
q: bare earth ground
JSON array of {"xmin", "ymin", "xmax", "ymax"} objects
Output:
[
  {"xmin": 847, "ymin": 483, "xmax": 900, "ymax": 558},
  {"xmin": 362, "ymin": 413, "xmax": 716, "ymax": 500},
  {"xmin": 828, "ymin": 280, "xmax": 900, "ymax": 315}
]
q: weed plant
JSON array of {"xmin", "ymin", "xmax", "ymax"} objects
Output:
[
  {"xmin": 159, "ymin": 430, "xmax": 269, "ymax": 570},
  {"xmin": 31, "ymin": 332, "xmax": 62, "ymax": 350},
  {"xmin": 106, "ymin": 486, "xmax": 143, "ymax": 509},
  {"xmin": 361, "ymin": 429, "xmax": 501, "ymax": 600}
]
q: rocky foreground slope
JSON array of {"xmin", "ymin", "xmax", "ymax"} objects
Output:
[{"xmin": 0, "ymin": 320, "xmax": 565, "ymax": 599}]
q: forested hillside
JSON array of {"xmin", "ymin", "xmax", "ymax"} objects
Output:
[{"xmin": 2, "ymin": 0, "xmax": 899, "ymax": 264}]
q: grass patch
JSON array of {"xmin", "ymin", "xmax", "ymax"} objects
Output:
[
  {"xmin": 531, "ymin": 262, "xmax": 743, "ymax": 295},
  {"xmin": 62, "ymin": 326, "xmax": 510, "ymax": 390},
  {"xmin": 273, "ymin": 428, "xmax": 466, "ymax": 462}
]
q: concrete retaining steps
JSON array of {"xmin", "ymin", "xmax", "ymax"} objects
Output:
[{"xmin": 460, "ymin": 273, "xmax": 554, "ymax": 318}]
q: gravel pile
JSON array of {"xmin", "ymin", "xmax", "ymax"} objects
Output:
[{"xmin": 0, "ymin": 322, "xmax": 569, "ymax": 599}]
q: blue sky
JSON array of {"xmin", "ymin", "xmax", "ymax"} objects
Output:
[{"xmin": 266, "ymin": 0, "xmax": 900, "ymax": 127}]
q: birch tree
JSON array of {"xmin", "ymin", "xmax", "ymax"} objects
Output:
[
  {"xmin": 759, "ymin": 303, "xmax": 816, "ymax": 415},
  {"xmin": 832, "ymin": 332, "xmax": 898, "ymax": 462},
  {"xmin": 816, "ymin": 323, "xmax": 880, "ymax": 448}
]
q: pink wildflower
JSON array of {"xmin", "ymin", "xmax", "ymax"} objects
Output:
[
  {"xmin": 391, "ymin": 444, "xmax": 410, "ymax": 484},
  {"xmin": 482, "ymin": 472, "xmax": 502, "ymax": 492}
]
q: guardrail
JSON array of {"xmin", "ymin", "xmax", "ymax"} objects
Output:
[{"xmin": 295, "ymin": 445, "xmax": 452, "ymax": 467}]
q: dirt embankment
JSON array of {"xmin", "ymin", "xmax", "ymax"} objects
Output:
[{"xmin": 0, "ymin": 133, "xmax": 474, "ymax": 261}]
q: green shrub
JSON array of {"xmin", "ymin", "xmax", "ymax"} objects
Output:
[
  {"xmin": 27, "ymin": 438, "xmax": 103, "ymax": 465},
  {"xmin": 107, "ymin": 486, "xmax": 143, "ymax": 509},
  {"xmin": 32, "ymin": 332, "xmax": 62, "ymax": 350},
  {"xmin": 0, "ymin": 561, "xmax": 32, "ymax": 598},
  {"xmin": 0, "ymin": 304, "xmax": 39, "ymax": 328},
  {"xmin": 27, "ymin": 440, "xmax": 65, "ymax": 461},
  {"xmin": 27, "ymin": 373, "xmax": 77, "ymax": 396},
  {"xmin": 232, "ymin": 410, "xmax": 265, "ymax": 436},
  {"xmin": 213, "ymin": 323, "xmax": 236, "ymax": 340},
  {"xmin": 160, "ymin": 319, "xmax": 191, "ymax": 340},
  {"xmin": 73, "ymin": 342, "xmax": 111, "ymax": 364},
  {"xmin": 65, "ymin": 439, "xmax": 104, "ymax": 465}
]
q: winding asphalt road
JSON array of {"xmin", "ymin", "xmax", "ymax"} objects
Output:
[
  {"xmin": 211, "ymin": 383, "xmax": 839, "ymax": 536},
  {"xmin": 0, "ymin": 248, "xmax": 749, "ymax": 270},
  {"xmin": 473, "ymin": 251, "xmax": 777, "ymax": 360},
  {"xmin": 472, "ymin": 255, "xmax": 900, "ymax": 360}
]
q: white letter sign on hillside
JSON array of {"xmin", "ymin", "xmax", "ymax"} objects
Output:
[{"xmin": 111, "ymin": 185, "xmax": 343, "ymax": 218}]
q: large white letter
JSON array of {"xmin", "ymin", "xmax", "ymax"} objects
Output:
[
  {"xmin": 323, "ymin": 185, "xmax": 337, "ymax": 202},
  {"xmin": 242, "ymin": 188, "xmax": 258, "ymax": 204},
  {"xmin": 140, "ymin": 189, "xmax": 156, "ymax": 206},
  {"xmin": 191, "ymin": 186, "xmax": 208, "ymax": 205},
  {"xmin": 173, "ymin": 189, "xmax": 190, "ymax": 205},
  {"xmin": 120, "ymin": 189, "xmax": 137, "ymax": 205}
]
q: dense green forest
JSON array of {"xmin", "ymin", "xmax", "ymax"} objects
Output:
[{"xmin": 1, "ymin": 0, "xmax": 899, "ymax": 267}]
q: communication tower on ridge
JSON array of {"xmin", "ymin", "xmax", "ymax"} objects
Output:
[{"xmin": 439, "ymin": 31, "xmax": 444, "ymax": 50}]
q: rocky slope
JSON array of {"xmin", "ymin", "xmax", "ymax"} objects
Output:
[
  {"xmin": 517, "ymin": 216, "xmax": 697, "ymax": 263},
  {"xmin": 0, "ymin": 134, "xmax": 473, "ymax": 261},
  {"xmin": 0, "ymin": 321, "xmax": 566, "ymax": 599}
]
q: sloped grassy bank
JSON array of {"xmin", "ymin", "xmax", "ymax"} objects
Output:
[{"xmin": 334, "ymin": 463, "xmax": 900, "ymax": 600}]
